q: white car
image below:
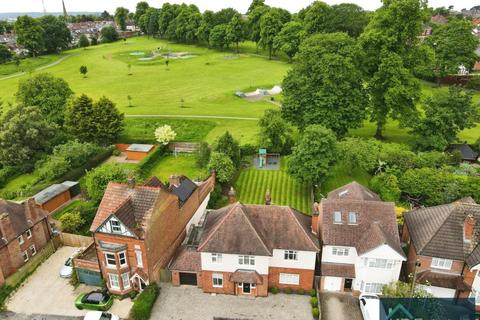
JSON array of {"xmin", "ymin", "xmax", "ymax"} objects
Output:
[
  {"xmin": 60, "ymin": 249, "xmax": 82, "ymax": 278},
  {"xmin": 83, "ymin": 311, "xmax": 119, "ymax": 320},
  {"xmin": 359, "ymin": 294, "xmax": 382, "ymax": 320}
]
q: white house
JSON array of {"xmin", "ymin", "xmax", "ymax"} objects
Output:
[{"xmin": 316, "ymin": 182, "xmax": 406, "ymax": 294}]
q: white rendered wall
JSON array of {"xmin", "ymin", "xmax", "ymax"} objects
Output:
[{"xmin": 269, "ymin": 249, "xmax": 317, "ymax": 270}]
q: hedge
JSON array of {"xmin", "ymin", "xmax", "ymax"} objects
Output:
[
  {"xmin": 57, "ymin": 146, "xmax": 115, "ymax": 182},
  {"xmin": 136, "ymin": 146, "xmax": 166, "ymax": 178},
  {"xmin": 131, "ymin": 284, "xmax": 160, "ymax": 320}
]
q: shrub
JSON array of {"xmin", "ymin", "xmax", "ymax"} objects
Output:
[
  {"xmin": 70, "ymin": 268, "xmax": 79, "ymax": 288},
  {"xmin": 129, "ymin": 290, "xmax": 138, "ymax": 300},
  {"xmin": 59, "ymin": 211, "xmax": 85, "ymax": 233},
  {"xmin": 213, "ymin": 131, "xmax": 241, "ymax": 167},
  {"xmin": 240, "ymin": 144, "xmax": 257, "ymax": 156},
  {"xmin": 0, "ymin": 166, "xmax": 18, "ymax": 187},
  {"xmin": 369, "ymin": 173, "xmax": 401, "ymax": 202},
  {"xmin": 196, "ymin": 142, "xmax": 211, "ymax": 168},
  {"xmin": 0, "ymin": 285, "xmax": 13, "ymax": 310},
  {"xmin": 207, "ymin": 152, "xmax": 235, "ymax": 184},
  {"xmin": 85, "ymin": 164, "xmax": 129, "ymax": 202},
  {"xmin": 312, "ymin": 307, "xmax": 320, "ymax": 319},
  {"xmin": 309, "ymin": 288, "xmax": 316, "ymax": 297},
  {"xmin": 269, "ymin": 287, "xmax": 279, "ymax": 294},
  {"xmin": 296, "ymin": 288, "xmax": 305, "ymax": 295},
  {"xmin": 112, "ymin": 148, "xmax": 121, "ymax": 156},
  {"xmin": 283, "ymin": 287, "xmax": 292, "ymax": 294},
  {"xmin": 154, "ymin": 125, "xmax": 176, "ymax": 145},
  {"xmin": 310, "ymin": 296, "xmax": 318, "ymax": 307},
  {"xmin": 131, "ymin": 284, "xmax": 160, "ymax": 320}
]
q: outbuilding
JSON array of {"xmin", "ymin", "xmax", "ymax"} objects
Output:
[
  {"xmin": 33, "ymin": 181, "xmax": 80, "ymax": 213},
  {"xmin": 125, "ymin": 144, "xmax": 155, "ymax": 160}
]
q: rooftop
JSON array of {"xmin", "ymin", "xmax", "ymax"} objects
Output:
[
  {"xmin": 126, "ymin": 144, "xmax": 155, "ymax": 153},
  {"xmin": 33, "ymin": 181, "xmax": 78, "ymax": 205}
]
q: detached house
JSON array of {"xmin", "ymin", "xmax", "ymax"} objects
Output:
[
  {"xmin": 0, "ymin": 199, "xmax": 52, "ymax": 286},
  {"xmin": 74, "ymin": 174, "xmax": 215, "ymax": 295},
  {"xmin": 316, "ymin": 182, "xmax": 406, "ymax": 294},
  {"xmin": 403, "ymin": 197, "xmax": 480, "ymax": 304},
  {"xmin": 170, "ymin": 202, "xmax": 320, "ymax": 296}
]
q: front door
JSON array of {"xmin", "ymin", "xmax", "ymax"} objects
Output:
[
  {"xmin": 243, "ymin": 283, "xmax": 251, "ymax": 294},
  {"xmin": 344, "ymin": 278, "xmax": 353, "ymax": 291},
  {"xmin": 138, "ymin": 278, "xmax": 147, "ymax": 291}
]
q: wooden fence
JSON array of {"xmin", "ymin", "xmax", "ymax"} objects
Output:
[
  {"xmin": 169, "ymin": 142, "xmax": 200, "ymax": 154},
  {"xmin": 60, "ymin": 233, "xmax": 93, "ymax": 248}
]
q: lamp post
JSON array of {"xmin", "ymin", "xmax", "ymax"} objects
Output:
[{"xmin": 410, "ymin": 259, "xmax": 421, "ymax": 296}]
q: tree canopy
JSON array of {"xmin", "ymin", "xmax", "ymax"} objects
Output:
[
  {"xmin": 14, "ymin": 15, "xmax": 45, "ymax": 56},
  {"xmin": 115, "ymin": 7, "xmax": 130, "ymax": 31}
]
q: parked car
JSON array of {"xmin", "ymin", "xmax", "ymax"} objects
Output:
[
  {"xmin": 359, "ymin": 294, "xmax": 382, "ymax": 320},
  {"xmin": 83, "ymin": 311, "xmax": 119, "ymax": 320},
  {"xmin": 75, "ymin": 291, "xmax": 113, "ymax": 311},
  {"xmin": 60, "ymin": 249, "xmax": 82, "ymax": 278}
]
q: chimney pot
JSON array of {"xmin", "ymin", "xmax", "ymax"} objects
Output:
[
  {"xmin": 169, "ymin": 175, "xmax": 181, "ymax": 188},
  {"xmin": 265, "ymin": 190, "xmax": 271, "ymax": 205},
  {"xmin": 0, "ymin": 212, "xmax": 15, "ymax": 242},
  {"xmin": 228, "ymin": 187, "xmax": 236, "ymax": 204},
  {"xmin": 464, "ymin": 214, "xmax": 475, "ymax": 242},
  {"xmin": 127, "ymin": 175, "xmax": 136, "ymax": 190}
]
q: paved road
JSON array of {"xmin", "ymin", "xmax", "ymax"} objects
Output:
[
  {"xmin": 0, "ymin": 54, "xmax": 74, "ymax": 81},
  {"xmin": 0, "ymin": 312, "xmax": 81, "ymax": 320},
  {"xmin": 125, "ymin": 114, "xmax": 259, "ymax": 121}
]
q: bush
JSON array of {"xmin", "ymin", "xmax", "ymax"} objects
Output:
[
  {"xmin": 131, "ymin": 284, "xmax": 160, "ymax": 320},
  {"xmin": 283, "ymin": 287, "xmax": 292, "ymax": 294},
  {"xmin": 59, "ymin": 211, "xmax": 85, "ymax": 233},
  {"xmin": 369, "ymin": 173, "xmax": 401, "ymax": 202},
  {"xmin": 101, "ymin": 26, "xmax": 119, "ymax": 43},
  {"xmin": 154, "ymin": 125, "xmax": 176, "ymax": 145},
  {"xmin": 196, "ymin": 142, "xmax": 211, "ymax": 168},
  {"xmin": 312, "ymin": 307, "xmax": 320, "ymax": 319},
  {"xmin": 269, "ymin": 287, "xmax": 279, "ymax": 294},
  {"xmin": 207, "ymin": 184, "xmax": 227, "ymax": 209},
  {"xmin": 240, "ymin": 144, "xmax": 257, "ymax": 156},
  {"xmin": 296, "ymin": 288, "xmax": 305, "ymax": 295},
  {"xmin": 309, "ymin": 288, "xmax": 316, "ymax": 297},
  {"xmin": 310, "ymin": 296, "xmax": 318, "ymax": 307},
  {"xmin": 0, "ymin": 285, "xmax": 13, "ymax": 310},
  {"xmin": 129, "ymin": 290, "xmax": 138, "ymax": 300},
  {"xmin": 207, "ymin": 152, "xmax": 235, "ymax": 184},
  {"xmin": 0, "ymin": 166, "xmax": 18, "ymax": 187},
  {"xmin": 85, "ymin": 164, "xmax": 129, "ymax": 202}
]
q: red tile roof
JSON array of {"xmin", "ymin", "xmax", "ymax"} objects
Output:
[{"xmin": 321, "ymin": 263, "xmax": 356, "ymax": 278}]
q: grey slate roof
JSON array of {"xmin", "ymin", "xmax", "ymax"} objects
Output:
[
  {"xmin": 33, "ymin": 183, "xmax": 70, "ymax": 204},
  {"xmin": 170, "ymin": 177, "xmax": 197, "ymax": 204},
  {"xmin": 404, "ymin": 198, "xmax": 480, "ymax": 267},
  {"xmin": 448, "ymin": 144, "xmax": 479, "ymax": 161}
]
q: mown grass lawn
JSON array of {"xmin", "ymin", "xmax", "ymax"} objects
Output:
[
  {"xmin": 235, "ymin": 160, "xmax": 312, "ymax": 214},
  {"xmin": 0, "ymin": 53, "xmax": 63, "ymax": 76},
  {"xmin": 320, "ymin": 162, "xmax": 372, "ymax": 196},
  {"xmin": 146, "ymin": 154, "xmax": 207, "ymax": 181}
]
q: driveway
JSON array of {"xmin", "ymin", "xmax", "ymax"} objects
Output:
[
  {"xmin": 152, "ymin": 284, "xmax": 311, "ymax": 320},
  {"xmin": 5, "ymin": 246, "xmax": 132, "ymax": 319},
  {"xmin": 320, "ymin": 292, "xmax": 363, "ymax": 320}
]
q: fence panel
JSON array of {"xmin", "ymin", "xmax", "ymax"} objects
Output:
[{"xmin": 60, "ymin": 233, "xmax": 93, "ymax": 248}]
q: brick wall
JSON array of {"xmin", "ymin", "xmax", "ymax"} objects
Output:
[
  {"xmin": 268, "ymin": 267, "xmax": 315, "ymax": 291},
  {"xmin": 201, "ymin": 271, "xmax": 236, "ymax": 295}
]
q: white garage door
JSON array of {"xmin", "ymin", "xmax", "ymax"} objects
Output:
[{"xmin": 324, "ymin": 276, "xmax": 342, "ymax": 291}]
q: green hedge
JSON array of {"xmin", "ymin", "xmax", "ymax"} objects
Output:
[
  {"xmin": 57, "ymin": 146, "xmax": 114, "ymax": 182},
  {"xmin": 136, "ymin": 146, "xmax": 166, "ymax": 179},
  {"xmin": 131, "ymin": 284, "xmax": 160, "ymax": 320}
]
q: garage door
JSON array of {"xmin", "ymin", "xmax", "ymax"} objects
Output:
[
  {"xmin": 77, "ymin": 268, "xmax": 102, "ymax": 286},
  {"xmin": 324, "ymin": 276, "xmax": 342, "ymax": 291},
  {"xmin": 179, "ymin": 272, "xmax": 197, "ymax": 285}
]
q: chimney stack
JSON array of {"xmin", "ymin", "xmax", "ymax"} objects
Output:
[
  {"xmin": 127, "ymin": 174, "xmax": 136, "ymax": 190},
  {"xmin": 0, "ymin": 213, "xmax": 15, "ymax": 242},
  {"xmin": 311, "ymin": 202, "xmax": 320, "ymax": 235},
  {"xmin": 228, "ymin": 187, "xmax": 236, "ymax": 204},
  {"xmin": 169, "ymin": 175, "xmax": 181, "ymax": 188},
  {"xmin": 24, "ymin": 198, "xmax": 38, "ymax": 224},
  {"xmin": 265, "ymin": 190, "xmax": 271, "ymax": 205},
  {"xmin": 464, "ymin": 213, "xmax": 475, "ymax": 242}
]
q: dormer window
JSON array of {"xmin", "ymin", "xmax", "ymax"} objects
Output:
[
  {"xmin": 348, "ymin": 212, "xmax": 357, "ymax": 224},
  {"xmin": 334, "ymin": 211, "xmax": 342, "ymax": 224},
  {"xmin": 110, "ymin": 219, "xmax": 121, "ymax": 233}
]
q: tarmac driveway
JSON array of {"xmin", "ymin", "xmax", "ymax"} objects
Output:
[
  {"xmin": 152, "ymin": 283, "xmax": 311, "ymax": 320},
  {"xmin": 320, "ymin": 292, "xmax": 363, "ymax": 320},
  {"xmin": 6, "ymin": 246, "xmax": 132, "ymax": 319}
]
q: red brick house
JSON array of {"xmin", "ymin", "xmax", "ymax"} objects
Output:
[
  {"xmin": 403, "ymin": 197, "xmax": 480, "ymax": 304},
  {"xmin": 0, "ymin": 199, "xmax": 52, "ymax": 286},
  {"xmin": 74, "ymin": 174, "xmax": 214, "ymax": 295},
  {"xmin": 169, "ymin": 202, "xmax": 320, "ymax": 297}
]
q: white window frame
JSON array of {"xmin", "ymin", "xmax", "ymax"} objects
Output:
[
  {"xmin": 364, "ymin": 282, "xmax": 384, "ymax": 294},
  {"xmin": 18, "ymin": 235, "xmax": 24, "ymax": 245},
  {"xmin": 348, "ymin": 212, "xmax": 357, "ymax": 224},
  {"xmin": 284, "ymin": 250, "xmax": 298, "ymax": 261},
  {"xmin": 108, "ymin": 273, "xmax": 120, "ymax": 290},
  {"xmin": 110, "ymin": 219, "xmax": 121, "ymax": 233},
  {"xmin": 279, "ymin": 273, "xmax": 300, "ymax": 285},
  {"xmin": 431, "ymin": 257, "xmax": 453, "ymax": 270},
  {"xmin": 29, "ymin": 244, "xmax": 36, "ymax": 256},
  {"xmin": 334, "ymin": 211, "xmax": 342, "ymax": 224},
  {"xmin": 22, "ymin": 250, "xmax": 28, "ymax": 262},
  {"xmin": 238, "ymin": 255, "xmax": 255, "ymax": 265},
  {"xmin": 367, "ymin": 258, "xmax": 395, "ymax": 270},
  {"xmin": 135, "ymin": 249, "xmax": 143, "ymax": 268},
  {"xmin": 212, "ymin": 273, "xmax": 223, "ymax": 288},
  {"xmin": 26, "ymin": 229, "xmax": 32, "ymax": 239},
  {"xmin": 105, "ymin": 252, "xmax": 116, "ymax": 267},
  {"xmin": 118, "ymin": 251, "xmax": 128, "ymax": 268},
  {"xmin": 332, "ymin": 247, "xmax": 349, "ymax": 256},
  {"xmin": 121, "ymin": 272, "xmax": 131, "ymax": 289},
  {"xmin": 211, "ymin": 253, "xmax": 223, "ymax": 264}
]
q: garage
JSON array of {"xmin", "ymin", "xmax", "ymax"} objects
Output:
[
  {"xmin": 179, "ymin": 272, "xmax": 198, "ymax": 285},
  {"xmin": 77, "ymin": 268, "xmax": 103, "ymax": 286},
  {"xmin": 323, "ymin": 276, "xmax": 342, "ymax": 291}
]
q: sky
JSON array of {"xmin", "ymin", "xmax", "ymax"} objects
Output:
[{"xmin": 0, "ymin": 0, "xmax": 477, "ymax": 14}]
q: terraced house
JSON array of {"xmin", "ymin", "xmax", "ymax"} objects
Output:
[
  {"xmin": 403, "ymin": 197, "xmax": 480, "ymax": 308},
  {"xmin": 317, "ymin": 182, "xmax": 406, "ymax": 294},
  {"xmin": 74, "ymin": 174, "xmax": 215, "ymax": 295},
  {"xmin": 169, "ymin": 202, "xmax": 320, "ymax": 296}
]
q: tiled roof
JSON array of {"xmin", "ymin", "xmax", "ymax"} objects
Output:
[
  {"xmin": 448, "ymin": 144, "xmax": 479, "ymax": 161},
  {"xmin": 404, "ymin": 199, "xmax": 480, "ymax": 265},
  {"xmin": 169, "ymin": 246, "xmax": 201, "ymax": 272},
  {"xmin": 197, "ymin": 203, "xmax": 319, "ymax": 256},
  {"xmin": 229, "ymin": 269, "xmax": 263, "ymax": 284},
  {"xmin": 417, "ymin": 270, "xmax": 470, "ymax": 291},
  {"xmin": 320, "ymin": 182, "xmax": 404, "ymax": 259},
  {"xmin": 321, "ymin": 263, "xmax": 356, "ymax": 278}
]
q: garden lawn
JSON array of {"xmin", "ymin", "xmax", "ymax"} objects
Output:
[
  {"xmin": 146, "ymin": 154, "xmax": 207, "ymax": 181},
  {"xmin": 235, "ymin": 160, "xmax": 312, "ymax": 214},
  {"xmin": 320, "ymin": 162, "xmax": 372, "ymax": 196}
]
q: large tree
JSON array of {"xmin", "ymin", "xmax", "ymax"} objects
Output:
[
  {"xmin": 304, "ymin": 1, "xmax": 334, "ymax": 35},
  {"xmin": 114, "ymin": 7, "xmax": 130, "ymax": 31},
  {"xmin": 0, "ymin": 45, "xmax": 12, "ymax": 64},
  {"xmin": 64, "ymin": 94, "xmax": 95, "ymax": 142},
  {"xmin": 247, "ymin": 5, "xmax": 269, "ymax": 51},
  {"xmin": 412, "ymin": 87, "xmax": 480, "ymax": 151},
  {"xmin": 209, "ymin": 24, "xmax": 229, "ymax": 49},
  {"xmin": 213, "ymin": 131, "xmax": 241, "ymax": 167},
  {"xmin": 428, "ymin": 19, "xmax": 479, "ymax": 77},
  {"xmin": 258, "ymin": 109, "xmax": 294, "ymax": 154},
  {"xmin": 330, "ymin": 3, "xmax": 370, "ymax": 37},
  {"xmin": 247, "ymin": 0, "xmax": 266, "ymax": 14},
  {"xmin": 0, "ymin": 105, "xmax": 56, "ymax": 169},
  {"xmin": 358, "ymin": 0, "xmax": 427, "ymax": 138},
  {"xmin": 134, "ymin": 1, "xmax": 149, "ymax": 26},
  {"xmin": 273, "ymin": 21, "xmax": 305, "ymax": 62},
  {"xmin": 288, "ymin": 125, "xmax": 337, "ymax": 185},
  {"xmin": 196, "ymin": 10, "xmax": 216, "ymax": 45},
  {"xmin": 16, "ymin": 73, "xmax": 73, "ymax": 126},
  {"xmin": 259, "ymin": 9, "xmax": 284, "ymax": 59},
  {"xmin": 145, "ymin": 8, "xmax": 160, "ymax": 37},
  {"xmin": 158, "ymin": 3, "xmax": 179, "ymax": 37},
  {"xmin": 282, "ymin": 33, "xmax": 368, "ymax": 137},
  {"xmin": 100, "ymin": 26, "xmax": 119, "ymax": 43},
  {"xmin": 14, "ymin": 15, "xmax": 45, "ymax": 56},
  {"xmin": 226, "ymin": 13, "xmax": 246, "ymax": 52},
  {"xmin": 39, "ymin": 15, "xmax": 71, "ymax": 53}
]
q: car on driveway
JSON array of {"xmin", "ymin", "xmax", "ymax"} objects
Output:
[
  {"xmin": 359, "ymin": 294, "xmax": 386, "ymax": 320},
  {"xmin": 75, "ymin": 291, "xmax": 113, "ymax": 311},
  {"xmin": 60, "ymin": 248, "xmax": 82, "ymax": 278},
  {"xmin": 84, "ymin": 311, "xmax": 119, "ymax": 320}
]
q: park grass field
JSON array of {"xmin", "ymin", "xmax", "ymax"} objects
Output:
[{"xmin": 235, "ymin": 160, "xmax": 312, "ymax": 214}]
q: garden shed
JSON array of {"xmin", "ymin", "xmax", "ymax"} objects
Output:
[
  {"xmin": 125, "ymin": 144, "xmax": 155, "ymax": 160},
  {"xmin": 33, "ymin": 181, "xmax": 80, "ymax": 213}
]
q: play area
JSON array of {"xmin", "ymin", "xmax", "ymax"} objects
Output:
[
  {"xmin": 253, "ymin": 149, "xmax": 280, "ymax": 170},
  {"xmin": 236, "ymin": 85, "xmax": 283, "ymax": 101}
]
